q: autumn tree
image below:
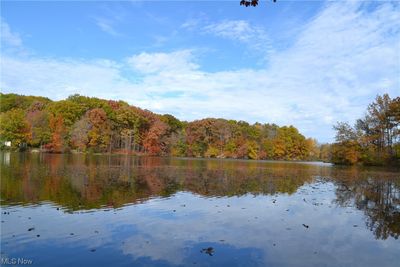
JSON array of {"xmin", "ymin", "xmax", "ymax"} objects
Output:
[
  {"xmin": 0, "ymin": 93, "xmax": 50, "ymax": 113},
  {"xmin": 1, "ymin": 93, "xmax": 324, "ymax": 162},
  {"xmin": 389, "ymin": 97, "xmax": 400, "ymax": 157},
  {"xmin": 331, "ymin": 122, "xmax": 360, "ymax": 165},
  {"xmin": 185, "ymin": 119, "xmax": 217, "ymax": 157},
  {"xmin": 47, "ymin": 114, "xmax": 66, "ymax": 153},
  {"xmin": 143, "ymin": 120, "xmax": 169, "ymax": 155},
  {"xmin": 332, "ymin": 94, "xmax": 399, "ymax": 165},
  {"xmin": 26, "ymin": 101, "xmax": 51, "ymax": 147},
  {"xmin": 0, "ymin": 109, "xmax": 31, "ymax": 149},
  {"xmin": 319, "ymin": 144, "xmax": 332, "ymax": 162},
  {"xmin": 86, "ymin": 108, "xmax": 112, "ymax": 152},
  {"xmin": 70, "ymin": 116, "xmax": 90, "ymax": 151},
  {"xmin": 47, "ymin": 100, "xmax": 87, "ymax": 127},
  {"xmin": 114, "ymin": 106, "xmax": 148, "ymax": 152},
  {"xmin": 305, "ymin": 138, "xmax": 319, "ymax": 160}
]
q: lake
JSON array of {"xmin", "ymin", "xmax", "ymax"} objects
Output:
[{"xmin": 1, "ymin": 152, "xmax": 399, "ymax": 267}]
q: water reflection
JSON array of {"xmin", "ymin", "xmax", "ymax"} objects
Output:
[
  {"xmin": 1, "ymin": 153, "xmax": 399, "ymax": 267},
  {"xmin": 333, "ymin": 174, "xmax": 400, "ymax": 240},
  {"xmin": 1, "ymin": 153, "xmax": 327, "ymax": 209}
]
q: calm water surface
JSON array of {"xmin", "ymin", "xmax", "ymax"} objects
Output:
[{"xmin": 1, "ymin": 152, "xmax": 399, "ymax": 267}]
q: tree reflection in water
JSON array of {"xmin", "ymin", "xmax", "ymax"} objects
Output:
[
  {"xmin": 332, "ymin": 169, "xmax": 400, "ymax": 240},
  {"xmin": 1, "ymin": 152, "xmax": 399, "ymax": 240}
]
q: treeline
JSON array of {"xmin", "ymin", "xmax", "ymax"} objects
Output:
[
  {"xmin": 0, "ymin": 93, "xmax": 320, "ymax": 160},
  {"xmin": 331, "ymin": 94, "xmax": 400, "ymax": 165}
]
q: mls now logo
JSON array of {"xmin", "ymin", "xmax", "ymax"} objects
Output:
[{"xmin": 1, "ymin": 257, "xmax": 33, "ymax": 265}]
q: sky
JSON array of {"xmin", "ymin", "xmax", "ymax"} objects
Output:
[{"xmin": 1, "ymin": 0, "xmax": 399, "ymax": 143}]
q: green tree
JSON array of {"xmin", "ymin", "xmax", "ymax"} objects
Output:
[
  {"xmin": 26, "ymin": 104, "xmax": 51, "ymax": 147},
  {"xmin": 0, "ymin": 109, "xmax": 31, "ymax": 148}
]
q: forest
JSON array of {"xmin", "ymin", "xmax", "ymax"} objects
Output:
[
  {"xmin": 0, "ymin": 92, "xmax": 398, "ymax": 165},
  {"xmin": 0, "ymin": 93, "xmax": 319, "ymax": 161},
  {"xmin": 331, "ymin": 94, "xmax": 399, "ymax": 166}
]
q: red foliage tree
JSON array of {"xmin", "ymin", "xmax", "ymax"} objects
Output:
[
  {"xmin": 47, "ymin": 115, "xmax": 66, "ymax": 153},
  {"xmin": 143, "ymin": 120, "xmax": 169, "ymax": 155}
]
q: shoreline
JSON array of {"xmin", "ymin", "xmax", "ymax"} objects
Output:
[
  {"xmin": 2, "ymin": 148, "xmax": 328, "ymax": 163},
  {"xmin": 2, "ymin": 149, "xmax": 398, "ymax": 167}
]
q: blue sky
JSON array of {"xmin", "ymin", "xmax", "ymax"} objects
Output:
[{"xmin": 1, "ymin": 0, "xmax": 399, "ymax": 142}]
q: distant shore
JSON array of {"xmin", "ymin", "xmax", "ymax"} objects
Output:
[{"xmin": 3, "ymin": 148, "xmax": 329, "ymax": 162}]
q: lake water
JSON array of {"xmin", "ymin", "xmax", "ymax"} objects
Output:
[{"xmin": 1, "ymin": 152, "xmax": 399, "ymax": 267}]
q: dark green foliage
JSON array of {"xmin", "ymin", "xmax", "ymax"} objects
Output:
[{"xmin": 0, "ymin": 93, "xmax": 50, "ymax": 113}]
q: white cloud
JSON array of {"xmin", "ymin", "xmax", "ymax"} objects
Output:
[
  {"xmin": 204, "ymin": 19, "xmax": 274, "ymax": 55},
  {"xmin": 1, "ymin": 2, "xmax": 399, "ymax": 142},
  {"xmin": 181, "ymin": 18, "xmax": 201, "ymax": 30},
  {"xmin": 127, "ymin": 50, "xmax": 198, "ymax": 74},
  {"xmin": 0, "ymin": 56, "xmax": 136, "ymax": 101},
  {"xmin": 1, "ymin": 18, "xmax": 23, "ymax": 48},
  {"xmin": 181, "ymin": 13, "xmax": 208, "ymax": 31},
  {"xmin": 92, "ymin": 5, "xmax": 126, "ymax": 37},
  {"xmin": 204, "ymin": 20, "xmax": 263, "ymax": 43},
  {"xmin": 182, "ymin": 17, "xmax": 274, "ymax": 57},
  {"xmin": 94, "ymin": 17, "xmax": 121, "ymax": 37}
]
